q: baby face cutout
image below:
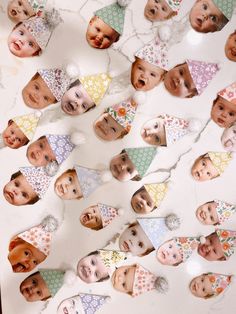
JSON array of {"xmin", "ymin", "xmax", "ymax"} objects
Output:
[
  {"xmin": 57, "ymin": 297, "xmax": 82, "ymax": 314},
  {"xmin": 2, "ymin": 120, "xmax": 28, "ymax": 149},
  {"xmin": 119, "ymin": 222, "xmax": 154, "ymax": 256},
  {"xmin": 22, "ymin": 73, "xmax": 57, "ymax": 109},
  {"xmin": 191, "ymin": 156, "xmax": 219, "ymax": 181},
  {"xmin": 110, "ymin": 152, "xmax": 139, "ymax": 182},
  {"xmin": 54, "ymin": 170, "xmax": 83, "ymax": 200},
  {"xmin": 221, "ymin": 123, "xmax": 236, "ymax": 152},
  {"xmin": 20, "ymin": 272, "xmax": 51, "ymax": 302},
  {"xmin": 164, "ymin": 63, "xmax": 197, "ymax": 98},
  {"xmin": 26, "ymin": 136, "xmax": 56, "ymax": 167},
  {"xmin": 156, "ymin": 239, "xmax": 183, "ymax": 266},
  {"xmin": 80, "ymin": 205, "xmax": 103, "ymax": 230},
  {"xmin": 61, "ymin": 83, "xmax": 95, "ymax": 116},
  {"xmin": 77, "ymin": 253, "xmax": 109, "ymax": 283},
  {"xmin": 225, "ymin": 31, "xmax": 236, "ymax": 62},
  {"xmin": 3, "ymin": 173, "xmax": 38, "ymax": 206},
  {"xmin": 8, "ymin": 23, "xmax": 40, "ymax": 58},
  {"xmin": 144, "ymin": 0, "xmax": 175, "ymax": 22},
  {"xmin": 189, "ymin": 274, "xmax": 214, "ymax": 298},
  {"xmin": 111, "ymin": 265, "xmax": 136, "ymax": 295},
  {"xmin": 131, "ymin": 57, "xmax": 165, "ymax": 92},
  {"xmin": 7, "ymin": 0, "xmax": 36, "ymax": 23},
  {"xmin": 86, "ymin": 16, "xmax": 120, "ymax": 49},
  {"xmin": 189, "ymin": 0, "xmax": 226, "ymax": 33},
  {"xmin": 94, "ymin": 113, "xmax": 126, "ymax": 141},
  {"xmin": 8, "ymin": 237, "xmax": 46, "ymax": 272},
  {"xmin": 131, "ymin": 186, "xmax": 155, "ymax": 214},
  {"xmin": 211, "ymin": 96, "xmax": 236, "ymax": 128},
  {"xmin": 196, "ymin": 201, "xmax": 219, "ymax": 225},
  {"xmin": 197, "ymin": 233, "xmax": 225, "ymax": 261},
  {"xmin": 141, "ymin": 117, "xmax": 166, "ymax": 146}
]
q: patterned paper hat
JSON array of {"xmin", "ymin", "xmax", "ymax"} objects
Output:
[
  {"xmin": 215, "ymin": 199, "xmax": 236, "ymax": 224},
  {"xmin": 98, "ymin": 203, "xmax": 120, "ymax": 228},
  {"xmin": 213, "ymin": 0, "xmax": 236, "ymax": 20},
  {"xmin": 95, "ymin": 0, "xmax": 131, "ymax": 35},
  {"xmin": 144, "ymin": 182, "xmax": 168, "ymax": 207},
  {"xmin": 160, "ymin": 114, "xmax": 190, "ymax": 146},
  {"xmin": 28, "ymin": 0, "xmax": 47, "ymax": 14},
  {"xmin": 208, "ymin": 151, "xmax": 232, "ymax": 175},
  {"xmin": 174, "ymin": 236, "xmax": 204, "ymax": 262},
  {"xmin": 186, "ymin": 60, "xmax": 220, "ymax": 95},
  {"xmin": 135, "ymin": 37, "xmax": 168, "ymax": 70},
  {"xmin": 17, "ymin": 215, "xmax": 58, "ymax": 256},
  {"xmin": 137, "ymin": 214, "xmax": 180, "ymax": 249},
  {"xmin": 125, "ymin": 147, "xmax": 157, "ymax": 178},
  {"xmin": 132, "ymin": 264, "xmax": 157, "ymax": 297},
  {"xmin": 57, "ymin": 294, "xmax": 110, "ymax": 314},
  {"xmin": 166, "ymin": 0, "xmax": 182, "ymax": 12},
  {"xmin": 216, "ymin": 229, "xmax": 236, "ymax": 259},
  {"xmin": 207, "ymin": 273, "xmax": 232, "ymax": 296},
  {"xmin": 12, "ymin": 111, "xmax": 41, "ymax": 141},
  {"xmin": 19, "ymin": 166, "xmax": 52, "ymax": 198},
  {"xmin": 23, "ymin": 9, "xmax": 62, "ymax": 50},
  {"xmin": 38, "ymin": 68, "xmax": 71, "ymax": 101},
  {"xmin": 217, "ymin": 81, "xmax": 236, "ymax": 104},
  {"xmin": 40, "ymin": 269, "xmax": 65, "ymax": 297},
  {"xmin": 106, "ymin": 98, "xmax": 137, "ymax": 132},
  {"xmin": 80, "ymin": 73, "xmax": 112, "ymax": 106},
  {"xmin": 98, "ymin": 249, "xmax": 127, "ymax": 275}
]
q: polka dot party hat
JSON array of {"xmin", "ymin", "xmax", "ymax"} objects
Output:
[
  {"xmin": 186, "ymin": 59, "xmax": 220, "ymax": 95},
  {"xmin": 95, "ymin": 0, "xmax": 131, "ymax": 35},
  {"xmin": 12, "ymin": 111, "xmax": 41, "ymax": 141},
  {"xmin": 17, "ymin": 215, "xmax": 58, "ymax": 256},
  {"xmin": 98, "ymin": 203, "xmax": 122, "ymax": 228},
  {"xmin": 218, "ymin": 81, "xmax": 236, "ymax": 104},
  {"xmin": 216, "ymin": 229, "xmax": 236, "ymax": 259},
  {"xmin": 39, "ymin": 269, "xmax": 65, "ymax": 297},
  {"xmin": 144, "ymin": 182, "xmax": 168, "ymax": 208},
  {"xmin": 208, "ymin": 151, "xmax": 232, "ymax": 175},
  {"xmin": 213, "ymin": 0, "xmax": 236, "ymax": 20},
  {"xmin": 207, "ymin": 273, "xmax": 232, "ymax": 296},
  {"xmin": 214, "ymin": 199, "xmax": 236, "ymax": 224},
  {"xmin": 125, "ymin": 146, "xmax": 157, "ymax": 178}
]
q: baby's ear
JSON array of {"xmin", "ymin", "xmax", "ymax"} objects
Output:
[
  {"xmin": 8, "ymin": 119, "xmax": 13, "ymax": 126},
  {"xmin": 8, "ymin": 236, "xmax": 22, "ymax": 251},
  {"xmin": 89, "ymin": 16, "xmax": 96, "ymax": 25}
]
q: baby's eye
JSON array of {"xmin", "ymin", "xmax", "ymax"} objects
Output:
[
  {"xmin": 210, "ymin": 215, "xmax": 214, "ymax": 221},
  {"xmin": 210, "ymin": 15, "xmax": 217, "ymax": 23},
  {"xmin": 73, "ymin": 189, "xmax": 77, "ymax": 194},
  {"xmin": 23, "ymin": 10, "xmax": 28, "ymax": 16},
  {"xmin": 14, "ymin": 181, "xmax": 19, "ymax": 187},
  {"xmin": 168, "ymin": 244, "xmax": 172, "ymax": 249},
  {"xmin": 91, "ymin": 259, "xmax": 96, "ymax": 266},
  {"xmin": 37, "ymin": 290, "xmax": 42, "ymax": 296},
  {"xmin": 34, "ymin": 84, "xmax": 39, "ymax": 91},
  {"xmin": 173, "ymin": 254, "xmax": 177, "ymax": 259},
  {"xmin": 33, "ymin": 260, "xmax": 37, "ymax": 265},
  {"xmin": 22, "ymin": 191, "xmax": 27, "ymax": 198},
  {"xmin": 95, "ymin": 271, "xmax": 99, "ymax": 278},
  {"xmin": 147, "ymin": 201, "xmax": 151, "ymax": 207},
  {"xmin": 122, "ymin": 282, "xmax": 126, "ymax": 288},
  {"xmin": 127, "ymin": 167, "xmax": 132, "ymax": 174},
  {"xmin": 18, "ymin": 1, "xmax": 22, "ymax": 5},
  {"xmin": 39, "ymin": 143, "xmax": 43, "ymax": 149},
  {"xmin": 28, "ymin": 41, "xmax": 34, "ymax": 47},
  {"xmin": 184, "ymin": 81, "xmax": 189, "ymax": 89},
  {"xmin": 213, "ymin": 249, "xmax": 216, "ymax": 254},
  {"xmin": 75, "ymin": 92, "xmax": 80, "ymax": 99},
  {"xmin": 124, "ymin": 270, "xmax": 127, "ymax": 275},
  {"xmin": 82, "ymin": 103, "xmax": 87, "ymax": 110},
  {"xmin": 202, "ymin": 161, "xmax": 206, "ymax": 166},
  {"xmin": 162, "ymin": 6, "xmax": 167, "ymax": 12},
  {"xmin": 44, "ymin": 155, "xmax": 49, "ymax": 161},
  {"xmin": 138, "ymin": 242, "xmax": 143, "ymax": 248},
  {"xmin": 19, "ymin": 30, "xmax": 24, "ymax": 35},
  {"xmin": 111, "ymin": 127, "xmax": 116, "ymax": 133},
  {"xmin": 218, "ymin": 105, "xmax": 224, "ymax": 110},
  {"xmin": 96, "ymin": 27, "xmax": 100, "ymax": 32},
  {"xmin": 155, "ymin": 0, "xmax": 160, "ymax": 3},
  {"xmin": 32, "ymin": 279, "xmax": 37, "ymax": 286},
  {"xmin": 150, "ymin": 72, "xmax": 156, "ymax": 78},
  {"xmin": 154, "ymin": 123, "xmax": 158, "ymax": 129},
  {"xmin": 121, "ymin": 155, "xmax": 126, "ymax": 162},
  {"xmin": 104, "ymin": 35, "xmax": 111, "ymax": 40},
  {"xmin": 207, "ymin": 172, "xmax": 211, "ymax": 177},
  {"xmin": 43, "ymin": 96, "xmax": 49, "ymax": 101},
  {"xmin": 202, "ymin": 288, "xmax": 205, "ymax": 292},
  {"xmin": 104, "ymin": 117, "xmax": 108, "ymax": 123},
  {"xmin": 179, "ymin": 69, "xmax": 184, "ymax": 76},
  {"xmin": 24, "ymin": 251, "xmax": 30, "ymax": 256},
  {"xmin": 131, "ymin": 229, "xmax": 136, "ymax": 236},
  {"xmin": 155, "ymin": 135, "xmax": 160, "ymax": 143},
  {"xmin": 233, "ymin": 129, "xmax": 236, "ymax": 134},
  {"xmin": 16, "ymin": 137, "xmax": 21, "ymax": 143},
  {"xmin": 202, "ymin": 3, "xmax": 207, "ymax": 10},
  {"xmin": 137, "ymin": 66, "xmax": 143, "ymax": 71},
  {"xmin": 201, "ymin": 278, "xmax": 204, "ymax": 282},
  {"xmin": 11, "ymin": 130, "xmax": 14, "ymax": 135},
  {"xmin": 69, "ymin": 176, "xmax": 72, "ymax": 182},
  {"xmin": 229, "ymin": 112, "xmax": 235, "ymax": 117}
]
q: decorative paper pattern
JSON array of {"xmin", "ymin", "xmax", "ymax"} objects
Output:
[
  {"xmin": 40, "ymin": 269, "xmax": 65, "ymax": 297},
  {"xmin": 98, "ymin": 203, "xmax": 118, "ymax": 227},
  {"xmin": 208, "ymin": 151, "xmax": 232, "ymax": 175},
  {"xmin": 46, "ymin": 134, "xmax": 75, "ymax": 164},
  {"xmin": 213, "ymin": 0, "xmax": 236, "ymax": 20},
  {"xmin": 144, "ymin": 183, "xmax": 168, "ymax": 207},
  {"xmin": 216, "ymin": 229, "xmax": 236, "ymax": 259},
  {"xmin": 132, "ymin": 264, "xmax": 156, "ymax": 297},
  {"xmin": 12, "ymin": 112, "xmax": 40, "ymax": 141}
]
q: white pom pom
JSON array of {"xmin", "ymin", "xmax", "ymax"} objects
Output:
[
  {"xmin": 188, "ymin": 118, "xmax": 202, "ymax": 133},
  {"xmin": 45, "ymin": 161, "xmax": 59, "ymax": 177},
  {"xmin": 66, "ymin": 63, "xmax": 80, "ymax": 79},
  {"xmin": 165, "ymin": 214, "xmax": 180, "ymax": 231},
  {"xmin": 108, "ymin": 70, "xmax": 120, "ymax": 78},
  {"xmin": 133, "ymin": 91, "xmax": 147, "ymax": 105},
  {"xmin": 199, "ymin": 236, "xmax": 206, "ymax": 244},
  {"xmin": 70, "ymin": 132, "xmax": 86, "ymax": 145},
  {"xmin": 158, "ymin": 25, "xmax": 171, "ymax": 42},
  {"xmin": 117, "ymin": 0, "xmax": 131, "ymax": 7},
  {"xmin": 34, "ymin": 110, "xmax": 42, "ymax": 118},
  {"xmin": 155, "ymin": 277, "xmax": 169, "ymax": 293},
  {"xmin": 101, "ymin": 170, "xmax": 112, "ymax": 182},
  {"xmin": 118, "ymin": 208, "xmax": 124, "ymax": 216},
  {"xmin": 64, "ymin": 270, "xmax": 77, "ymax": 285},
  {"xmin": 105, "ymin": 296, "xmax": 112, "ymax": 303},
  {"xmin": 41, "ymin": 215, "xmax": 59, "ymax": 232}
]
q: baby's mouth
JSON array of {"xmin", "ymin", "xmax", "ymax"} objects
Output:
[
  {"xmin": 122, "ymin": 241, "xmax": 130, "ymax": 251},
  {"xmin": 217, "ymin": 117, "xmax": 225, "ymax": 126},
  {"xmin": 195, "ymin": 17, "xmax": 203, "ymax": 27},
  {"xmin": 136, "ymin": 79, "xmax": 145, "ymax": 88},
  {"xmin": 12, "ymin": 41, "xmax": 21, "ymax": 51},
  {"xmin": 13, "ymin": 263, "xmax": 26, "ymax": 272},
  {"xmin": 4, "ymin": 190, "xmax": 14, "ymax": 202},
  {"xmin": 65, "ymin": 102, "xmax": 75, "ymax": 112},
  {"xmin": 82, "ymin": 213, "xmax": 91, "ymax": 223},
  {"xmin": 29, "ymin": 93, "xmax": 37, "ymax": 104}
]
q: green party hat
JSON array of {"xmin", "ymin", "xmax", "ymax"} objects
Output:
[
  {"xmin": 213, "ymin": 0, "xmax": 236, "ymax": 20},
  {"xmin": 40, "ymin": 269, "xmax": 65, "ymax": 297}
]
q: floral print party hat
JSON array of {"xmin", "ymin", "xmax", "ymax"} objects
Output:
[
  {"xmin": 207, "ymin": 273, "xmax": 232, "ymax": 296},
  {"xmin": 214, "ymin": 200, "xmax": 236, "ymax": 224},
  {"xmin": 98, "ymin": 203, "xmax": 121, "ymax": 228},
  {"xmin": 12, "ymin": 111, "xmax": 41, "ymax": 141},
  {"xmin": 135, "ymin": 37, "xmax": 168, "ymax": 70},
  {"xmin": 216, "ymin": 229, "xmax": 236, "ymax": 259},
  {"xmin": 23, "ymin": 8, "xmax": 62, "ymax": 50},
  {"xmin": 28, "ymin": 0, "xmax": 47, "ymax": 15},
  {"xmin": 125, "ymin": 146, "xmax": 157, "ymax": 178},
  {"xmin": 79, "ymin": 73, "xmax": 112, "ymax": 106},
  {"xmin": 208, "ymin": 151, "xmax": 232, "ymax": 175},
  {"xmin": 98, "ymin": 249, "xmax": 127, "ymax": 275},
  {"xmin": 166, "ymin": 0, "xmax": 182, "ymax": 12},
  {"xmin": 144, "ymin": 182, "xmax": 168, "ymax": 207},
  {"xmin": 217, "ymin": 81, "xmax": 236, "ymax": 104},
  {"xmin": 17, "ymin": 215, "xmax": 58, "ymax": 256},
  {"xmin": 106, "ymin": 98, "xmax": 137, "ymax": 132},
  {"xmin": 19, "ymin": 166, "xmax": 52, "ymax": 198},
  {"xmin": 132, "ymin": 264, "xmax": 168, "ymax": 297},
  {"xmin": 213, "ymin": 0, "xmax": 236, "ymax": 20},
  {"xmin": 137, "ymin": 214, "xmax": 180, "ymax": 249},
  {"xmin": 39, "ymin": 269, "xmax": 65, "ymax": 297},
  {"xmin": 186, "ymin": 60, "xmax": 220, "ymax": 95},
  {"xmin": 174, "ymin": 236, "xmax": 205, "ymax": 262},
  {"xmin": 95, "ymin": 0, "xmax": 131, "ymax": 35}
]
